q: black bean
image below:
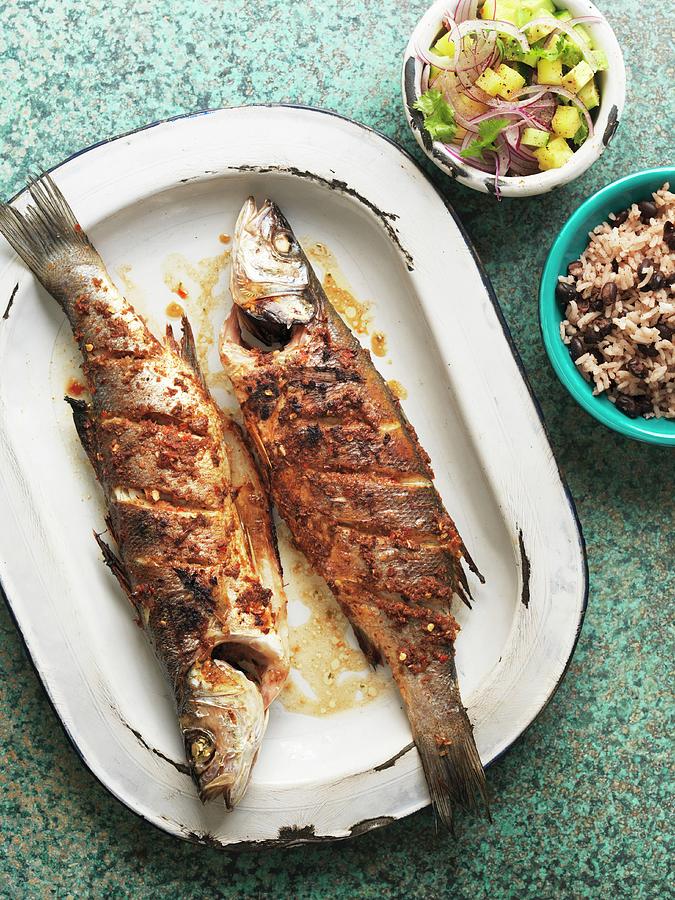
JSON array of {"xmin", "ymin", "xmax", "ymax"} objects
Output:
[
  {"xmin": 638, "ymin": 343, "xmax": 659, "ymax": 358},
  {"xmin": 569, "ymin": 337, "xmax": 585, "ymax": 360},
  {"xmin": 664, "ymin": 221, "xmax": 675, "ymax": 251},
  {"xmin": 634, "ymin": 395, "xmax": 653, "ymax": 415},
  {"xmin": 638, "ymin": 200, "xmax": 658, "ymax": 224},
  {"xmin": 585, "ymin": 317, "xmax": 612, "ymax": 344},
  {"xmin": 612, "ymin": 209, "xmax": 629, "ymax": 226},
  {"xmin": 657, "ymin": 322, "xmax": 673, "ymax": 341},
  {"xmin": 650, "ymin": 271, "xmax": 666, "ymax": 291},
  {"xmin": 589, "ymin": 347, "xmax": 604, "ymax": 364},
  {"xmin": 667, "ymin": 273, "xmax": 675, "ymax": 286},
  {"xmin": 611, "ymin": 259, "xmax": 619, "ymax": 273},
  {"xmin": 626, "ymin": 358, "xmax": 646, "ymax": 378},
  {"xmin": 614, "ymin": 395, "xmax": 639, "ymax": 418},
  {"xmin": 555, "ymin": 280, "xmax": 578, "ymax": 307},
  {"xmin": 577, "ymin": 298, "xmax": 591, "ymax": 315},
  {"xmin": 601, "ymin": 282, "xmax": 617, "ymax": 304},
  {"xmin": 590, "ymin": 294, "xmax": 605, "ymax": 311},
  {"xmin": 637, "ymin": 258, "xmax": 655, "ymax": 291}
]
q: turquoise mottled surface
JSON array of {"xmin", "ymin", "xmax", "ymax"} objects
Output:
[{"xmin": 0, "ymin": 0, "xmax": 673, "ymax": 896}]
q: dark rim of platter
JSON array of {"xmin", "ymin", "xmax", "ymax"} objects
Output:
[{"xmin": 1, "ymin": 103, "xmax": 588, "ymax": 851}]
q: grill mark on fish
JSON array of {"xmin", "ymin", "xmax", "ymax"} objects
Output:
[
  {"xmin": 220, "ymin": 197, "xmax": 488, "ymax": 829},
  {"xmin": 0, "ymin": 175, "xmax": 289, "ymax": 809}
]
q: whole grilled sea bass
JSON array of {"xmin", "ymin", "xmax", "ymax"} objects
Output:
[
  {"xmin": 220, "ymin": 198, "xmax": 489, "ymax": 827},
  {"xmin": 0, "ymin": 177, "xmax": 289, "ymax": 807}
]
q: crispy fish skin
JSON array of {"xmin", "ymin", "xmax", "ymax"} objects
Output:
[
  {"xmin": 221, "ymin": 198, "xmax": 488, "ymax": 828},
  {"xmin": 0, "ymin": 178, "xmax": 289, "ymax": 807}
]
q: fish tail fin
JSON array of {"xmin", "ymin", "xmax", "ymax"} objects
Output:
[
  {"xmin": 414, "ymin": 713, "xmax": 490, "ymax": 832},
  {"xmin": 0, "ymin": 173, "xmax": 94, "ymax": 293},
  {"xmin": 404, "ymin": 657, "xmax": 489, "ymax": 830}
]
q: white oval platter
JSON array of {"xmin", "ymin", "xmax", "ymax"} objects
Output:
[{"xmin": 0, "ymin": 106, "xmax": 586, "ymax": 848}]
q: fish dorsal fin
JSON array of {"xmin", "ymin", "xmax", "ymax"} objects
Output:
[
  {"xmin": 179, "ymin": 315, "xmax": 207, "ymax": 389},
  {"xmin": 165, "ymin": 323, "xmax": 181, "ymax": 355},
  {"xmin": 94, "ymin": 531, "xmax": 133, "ymax": 600}
]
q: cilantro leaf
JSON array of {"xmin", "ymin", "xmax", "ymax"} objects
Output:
[
  {"xmin": 499, "ymin": 34, "xmax": 565, "ymax": 63},
  {"xmin": 413, "ymin": 89, "xmax": 457, "ymax": 143},
  {"xmin": 572, "ymin": 117, "xmax": 589, "ymax": 147},
  {"xmin": 460, "ymin": 117, "xmax": 510, "ymax": 160}
]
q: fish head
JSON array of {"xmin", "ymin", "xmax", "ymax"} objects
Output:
[
  {"xmin": 230, "ymin": 197, "xmax": 316, "ymax": 341},
  {"xmin": 180, "ymin": 656, "xmax": 266, "ymax": 807}
]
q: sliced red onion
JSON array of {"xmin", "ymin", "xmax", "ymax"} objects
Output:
[
  {"xmin": 445, "ymin": 144, "xmax": 495, "ymax": 175},
  {"xmin": 508, "ymin": 152, "xmax": 539, "ymax": 176},
  {"xmin": 457, "ymin": 18, "xmax": 530, "ymax": 51},
  {"xmin": 521, "ymin": 16, "xmax": 599, "ymax": 72},
  {"xmin": 452, "ymin": 0, "xmax": 480, "ymax": 25},
  {"xmin": 495, "ymin": 137, "xmax": 511, "ymax": 185},
  {"xmin": 467, "ymin": 85, "xmax": 547, "ymax": 119},
  {"xmin": 567, "ymin": 16, "xmax": 603, "ymax": 26},
  {"xmin": 504, "ymin": 123, "xmax": 521, "ymax": 148},
  {"xmin": 414, "ymin": 37, "xmax": 457, "ymax": 71},
  {"xmin": 435, "ymin": 72, "xmax": 478, "ymax": 129}
]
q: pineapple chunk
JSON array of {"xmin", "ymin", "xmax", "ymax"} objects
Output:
[
  {"xmin": 574, "ymin": 24, "xmax": 593, "ymax": 46},
  {"xmin": 431, "ymin": 33, "xmax": 455, "ymax": 57},
  {"xmin": 537, "ymin": 58, "xmax": 563, "ymax": 85},
  {"xmin": 521, "ymin": 128, "xmax": 550, "ymax": 147},
  {"xmin": 578, "ymin": 78, "xmax": 600, "ymax": 110},
  {"xmin": 494, "ymin": 63, "xmax": 526, "ymax": 99},
  {"xmin": 534, "ymin": 136, "xmax": 574, "ymax": 171},
  {"xmin": 552, "ymin": 105, "xmax": 582, "ymax": 139},
  {"xmin": 477, "ymin": 64, "xmax": 525, "ymax": 100},
  {"xmin": 562, "ymin": 61, "xmax": 595, "ymax": 93},
  {"xmin": 475, "ymin": 67, "xmax": 504, "ymax": 97},
  {"xmin": 480, "ymin": 0, "xmax": 519, "ymax": 23},
  {"xmin": 527, "ymin": 16, "xmax": 557, "ymax": 43}
]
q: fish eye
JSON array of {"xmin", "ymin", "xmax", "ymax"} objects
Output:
[
  {"xmin": 185, "ymin": 729, "xmax": 216, "ymax": 769},
  {"xmin": 273, "ymin": 231, "xmax": 293, "ymax": 255}
]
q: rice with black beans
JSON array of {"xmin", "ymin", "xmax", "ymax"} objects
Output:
[{"xmin": 559, "ymin": 183, "xmax": 674, "ymax": 419}]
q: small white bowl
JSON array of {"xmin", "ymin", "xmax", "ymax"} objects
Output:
[{"xmin": 402, "ymin": 0, "xmax": 626, "ymax": 197}]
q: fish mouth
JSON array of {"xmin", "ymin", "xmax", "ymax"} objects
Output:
[
  {"xmin": 198, "ymin": 768, "xmax": 256, "ymax": 809},
  {"xmin": 231, "ymin": 196, "xmax": 317, "ymax": 345}
]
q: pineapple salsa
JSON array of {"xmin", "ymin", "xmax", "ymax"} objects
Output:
[{"xmin": 413, "ymin": 0, "xmax": 607, "ymax": 183}]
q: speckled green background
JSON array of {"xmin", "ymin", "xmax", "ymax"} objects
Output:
[{"xmin": 0, "ymin": 1, "xmax": 673, "ymax": 897}]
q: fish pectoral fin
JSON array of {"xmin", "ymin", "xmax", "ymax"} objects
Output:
[
  {"xmin": 351, "ymin": 622, "xmax": 383, "ymax": 668},
  {"xmin": 93, "ymin": 530, "xmax": 136, "ymax": 611},
  {"xmin": 178, "ymin": 315, "xmax": 207, "ymax": 390},
  {"xmin": 65, "ymin": 396, "xmax": 99, "ymax": 474}
]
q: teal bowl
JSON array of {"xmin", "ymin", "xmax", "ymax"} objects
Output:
[{"xmin": 540, "ymin": 167, "xmax": 675, "ymax": 447}]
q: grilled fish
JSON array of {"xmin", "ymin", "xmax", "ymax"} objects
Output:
[
  {"xmin": 0, "ymin": 178, "xmax": 289, "ymax": 807},
  {"xmin": 220, "ymin": 198, "xmax": 488, "ymax": 827}
]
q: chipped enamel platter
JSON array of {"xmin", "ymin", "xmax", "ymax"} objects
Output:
[{"xmin": 0, "ymin": 106, "xmax": 586, "ymax": 848}]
